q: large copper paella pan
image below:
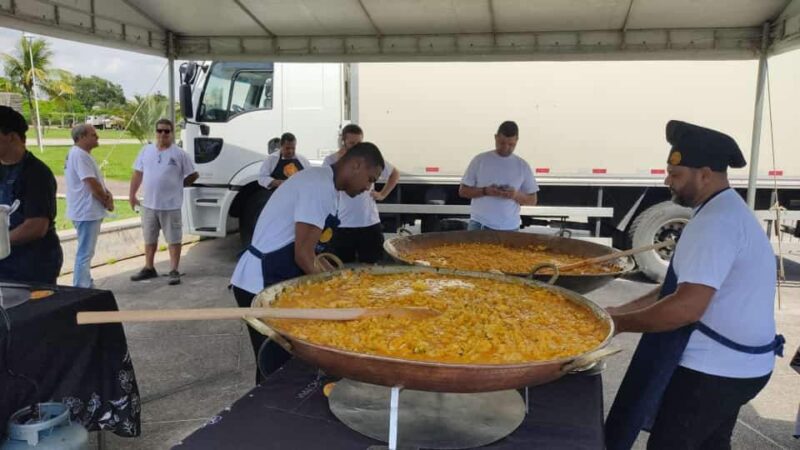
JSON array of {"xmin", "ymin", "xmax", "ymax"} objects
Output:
[
  {"xmin": 246, "ymin": 265, "xmax": 617, "ymax": 393},
  {"xmin": 384, "ymin": 230, "xmax": 636, "ymax": 294}
]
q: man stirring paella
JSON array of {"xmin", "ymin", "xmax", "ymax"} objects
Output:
[
  {"xmin": 231, "ymin": 142, "xmax": 385, "ymax": 383},
  {"xmin": 605, "ymin": 120, "xmax": 784, "ymax": 450}
]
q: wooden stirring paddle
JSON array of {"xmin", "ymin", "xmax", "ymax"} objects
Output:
[
  {"xmin": 76, "ymin": 306, "xmax": 440, "ymax": 325},
  {"xmin": 556, "ymin": 240, "xmax": 675, "ymax": 272}
]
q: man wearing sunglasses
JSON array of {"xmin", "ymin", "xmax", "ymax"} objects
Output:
[{"xmin": 129, "ymin": 119, "xmax": 198, "ymax": 285}]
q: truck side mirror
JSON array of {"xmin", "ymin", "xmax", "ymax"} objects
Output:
[
  {"xmin": 179, "ymin": 62, "xmax": 198, "ymax": 85},
  {"xmin": 179, "ymin": 84, "xmax": 194, "ymax": 119}
]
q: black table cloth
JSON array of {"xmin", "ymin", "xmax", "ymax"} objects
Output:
[
  {"xmin": 0, "ymin": 285, "xmax": 141, "ymax": 438},
  {"xmin": 177, "ymin": 358, "xmax": 604, "ymax": 449}
]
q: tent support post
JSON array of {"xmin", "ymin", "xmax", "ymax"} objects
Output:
[
  {"xmin": 167, "ymin": 31, "xmax": 176, "ymax": 126},
  {"xmin": 746, "ymin": 22, "xmax": 770, "ymax": 209}
]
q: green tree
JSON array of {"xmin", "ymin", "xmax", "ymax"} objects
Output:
[
  {"xmin": 0, "ymin": 76, "xmax": 21, "ymax": 93},
  {"xmin": 2, "ymin": 36, "xmax": 75, "ymax": 140},
  {"xmin": 74, "ymin": 75, "xmax": 126, "ymax": 109},
  {"xmin": 124, "ymin": 94, "xmax": 170, "ymax": 143}
]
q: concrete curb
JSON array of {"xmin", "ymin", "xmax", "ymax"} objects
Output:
[{"xmin": 58, "ymin": 217, "xmax": 200, "ymax": 276}]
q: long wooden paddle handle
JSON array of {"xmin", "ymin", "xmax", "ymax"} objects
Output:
[
  {"xmin": 77, "ymin": 307, "xmax": 377, "ymax": 324},
  {"xmin": 557, "ymin": 240, "xmax": 675, "ymax": 272}
]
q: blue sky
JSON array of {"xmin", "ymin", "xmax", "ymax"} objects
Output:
[{"xmin": 0, "ymin": 26, "xmax": 179, "ymax": 99}]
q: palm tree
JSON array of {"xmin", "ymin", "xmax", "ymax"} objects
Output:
[
  {"xmin": 124, "ymin": 95, "xmax": 170, "ymax": 143},
  {"xmin": 2, "ymin": 36, "xmax": 75, "ymax": 142}
]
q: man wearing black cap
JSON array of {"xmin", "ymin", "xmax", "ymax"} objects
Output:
[
  {"xmin": 0, "ymin": 106, "xmax": 62, "ymax": 284},
  {"xmin": 605, "ymin": 120, "xmax": 784, "ymax": 450}
]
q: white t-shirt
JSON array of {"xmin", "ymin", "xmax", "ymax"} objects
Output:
[
  {"xmin": 323, "ymin": 153, "xmax": 394, "ymax": 228},
  {"xmin": 231, "ymin": 166, "xmax": 338, "ymax": 294},
  {"xmin": 675, "ymin": 189, "xmax": 777, "ymax": 378},
  {"xmin": 133, "ymin": 144, "xmax": 196, "ymax": 211},
  {"xmin": 257, "ymin": 153, "xmax": 312, "ymax": 189},
  {"xmin": 65, "ymin": 146, "xmax": 107, "ymax": 221},
  {"xmin": 461, "ymin": 150, "xmax": 539, "ymax": 230}
]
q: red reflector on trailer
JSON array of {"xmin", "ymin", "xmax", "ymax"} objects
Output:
[
  {"xmin": 592, "ymin": 168, "xmax": 607, "ymax": 174},
  {"xmin": 651, "ymin": 169, "xmax": 666, "ymax": 175},
  {"xmin": 769, "ymin": 170, "xmax": 783, "ymax": 176},
  {"xmin": 535, "ymin": 168, "xmax": 550, "ymax": 174},
  {"xmin": 425, "ymin": 167, "xmax": 439, "ymax": 173}
]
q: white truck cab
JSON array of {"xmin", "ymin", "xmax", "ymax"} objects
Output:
[{"xmin": 180, "ymin": 61, "xmax": 346, "ymax": 243}]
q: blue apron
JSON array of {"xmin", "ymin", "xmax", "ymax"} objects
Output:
[
  {"xmin": 0, "ymin": 157, "xmax": 62, "ymax": 284},
  {"xmin": 245, "ymin": 213, "xmax": 339, "ymax": 377},
  {"xmin": 605, "ymin": 189, "xmax": 786, "ymax": 450}
]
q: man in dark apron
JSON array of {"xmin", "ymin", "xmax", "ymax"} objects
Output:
[
  {"xmin": 231, "ymin": 142, "xmax": 385, "ymax": 383},
  {"xmin": 605, "ymin": 120, "xmax": 784, "ymax": 449},
  {"xmin": 0, "ymin": 106, "xmax": 62, "ymax": 285},
  {"xmin": 257, "ymin": 132, "xmax": 311, "ymax": 191}
]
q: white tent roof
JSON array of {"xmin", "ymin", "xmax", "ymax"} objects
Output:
[{"xmin": 1, "ymin": 0, "xmax": 799, "ymax": 61}]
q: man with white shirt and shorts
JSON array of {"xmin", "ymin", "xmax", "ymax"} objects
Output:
[
  {"xmin": 129, "ymin": 119, "xmax": 198, "ymax": 285},
  {"xmin": 323, "ymin": 124, "xmax": 399, "ymax": 263},
  {"xmin": 65, "ymin": 124, "xmax": 113, "ymax": 287},
  {"xmin": 459, "ymin": 121, "xmax": 539, "ymax": 231},
  {"xmin": 605, "ymin": 120, "xmax": 785, "ymax": 450},
  {"xmin": 231, "ymin": 142, "xmax": 385, "ymax": 383}
]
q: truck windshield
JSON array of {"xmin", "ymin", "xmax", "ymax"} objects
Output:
[{"xmin": 197, "ymin": 62, "xmax": 273, "ymax": 122}]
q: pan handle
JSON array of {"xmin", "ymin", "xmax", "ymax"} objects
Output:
[
  {"xmin": 243, "ymin": 317, "xmax": 294, "ymax": 353},
  {"xmin": 561, "ymin": 347, "xmax": 622, "ymax": 373},
  {"xmin": 314, "ymin": 253, "xmax": 344, "ymax": 272},
  {"xmin": 529, "ymin": 263, "xmax": 560, "ymax": 285},
  {"xmin": 396, "ymin": 227, "xmax": 414, "ymax": 236}
]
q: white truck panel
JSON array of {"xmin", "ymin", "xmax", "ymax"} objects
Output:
[
  {"xmin": 281, "ymin": 63, "xmax": 344, "ymax": 161},
  {"xmin": 356, "ymin": 55, "xmax": 800, "ymax": 184}
]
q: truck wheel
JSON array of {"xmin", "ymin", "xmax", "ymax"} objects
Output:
[
  {"xmin": 239, "ymin": 188, "xmax": 272, "ymax": 247},
  {"xmin": 629, "ymin": 201, "xmax": 691, "ymax": 282}
]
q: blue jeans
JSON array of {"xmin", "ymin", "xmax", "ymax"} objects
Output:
[{"xmin": 72, "ymin": 219, "xmax": 103, "ymax": 288}]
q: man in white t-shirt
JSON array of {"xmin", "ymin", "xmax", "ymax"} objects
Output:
[
  {"xmin": 258, "ymin": 132, "xmax": 311, "ymax": 190},
  {"xmin": 459, "ymin": 121, "xmax": 539, "ymax": 231},
  {"xmin": 231, "ymin": 142, "xmax": 385, "ymax": 383},
  {"xmin": 322, "ymin": 124, "xmax": 399, "ymax": 263},
  {"xmin": 605, "ymin": 120, "xmax": 784, "ymax": 450},
  {"xmin": 128, "ymin": 119, "xmax": 198, "ymax": 285},
  {"xmin": 65, "ymin": 124, "xmax": 113, "ymax": 288}
]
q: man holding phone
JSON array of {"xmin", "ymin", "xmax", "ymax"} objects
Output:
[{"xmin": 459, "ymin": 121, "xmax": 539, "ymax": 231}]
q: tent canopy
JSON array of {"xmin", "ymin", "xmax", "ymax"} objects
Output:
[{"xmin": 1, "ymin": 0, "xmax": 799, "ymax": 62}]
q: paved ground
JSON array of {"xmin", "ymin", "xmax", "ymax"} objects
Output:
[{"xmin": 62, "ymin": 235, "xmax": 800, "ymax": 449}]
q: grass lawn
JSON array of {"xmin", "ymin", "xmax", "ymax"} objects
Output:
[
  {"xmin": 36, "ymin": 143, "xmax": 141, "ymax": 181},
  {"xmin": 56, "ymin": 199, "xmax": 138, "ymax": 231},
  {"xmin": 32, "ymin": 127, "xmax": 135, "ymax": 140}
]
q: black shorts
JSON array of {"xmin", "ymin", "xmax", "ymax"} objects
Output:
[
  {"xmin": 647, "ymin": 366, "xmax": 771, "ymax": 450},
  {"xmin": 330, "ymin": 223, "xmax": 385, "ymax": 264}
]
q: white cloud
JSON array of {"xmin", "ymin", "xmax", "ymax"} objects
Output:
[{"xmin": 0, "ymin": 27, "xmax": 180, "ymax": 99}]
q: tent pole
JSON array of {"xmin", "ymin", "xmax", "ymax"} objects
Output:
[
  {"xmin": 167, "ymin": 31, "xmax": 176, "ymax": 126},
  {"xmin": 746, "ymin": 22, "xmax": 770, "ymax": 209}
]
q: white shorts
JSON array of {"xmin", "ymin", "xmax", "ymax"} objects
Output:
[{"xmin": 141, "ymin": 207, "xmax": 182, "ymax": 245}]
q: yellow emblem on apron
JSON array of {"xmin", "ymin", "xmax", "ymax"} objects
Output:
[
  {"xmin": 668, "ymin": 151, "xmax": 682, "ymax": 165},
  {"xmin": 283, "ymin": 163, "xmax": 299, "ymax": 178},
  {"xmin": 320, "ymin": 227, "xmax": 334, "ymax": 243}
]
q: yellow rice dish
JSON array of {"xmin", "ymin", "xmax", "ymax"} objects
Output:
[
  {"xmin": 400, "ymin": 242, "xmax": 620, "ymax": 275},
  {"xmin": 266, "ymin": 272, "xmax": 609, "ymax": 364}
]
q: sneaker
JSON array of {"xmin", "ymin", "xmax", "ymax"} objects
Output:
[
  {"xmin": 130, "ymin": 267, "xmax": 158, "ymax": 282},
  {"xmin": 168, "ymin": 270, "xmax": 181, "ymax": 286}
]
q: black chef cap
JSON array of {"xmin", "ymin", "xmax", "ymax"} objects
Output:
[{"xmin": 665, "ymin": 120, "xmax": 746, "ymax": 172}]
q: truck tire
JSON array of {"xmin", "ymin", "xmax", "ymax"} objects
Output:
[
  {"xmin": 239, "ymin": 188, "xmax": 272, "ymax": 247},
  {"xmin": 629, "ymin": 201, "xmax": 691, "ymax": 282}
]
